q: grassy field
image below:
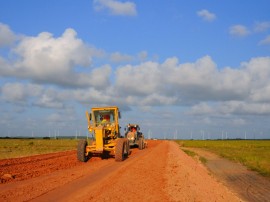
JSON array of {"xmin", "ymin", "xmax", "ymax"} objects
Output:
[
  {"xmin": 176, "ymin": 140, "xmax": 270, "ymax": 177},
  {"xmin": 0, "ymin": 138, "xmax": 78, "ymax": 159}
]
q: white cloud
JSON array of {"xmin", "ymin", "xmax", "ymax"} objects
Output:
[
  {"xmin": 160, "ymin": 56, "xmax": 251, "ymax": 102},
  {"xmin": 110, "ymin": 52, "xmax": 133, "ymax": 63},
  {"xmin": 254, "ymin": 21, "xmax": 270, "ymax": 32},
  {"xmin": 115, "ymin": 61, "xmax": 162, "ymax": 96},
  {"xmin": 1, "ymin": 83, "xmax": 42, "ymax": 103},
  {"xmin": 0, "ymin": 56, "xmax": 11, "ymax": 76},
  {"xmin": 162, "ymin": 56, "xmax": 217, "ymax": 88},
  {"xmin": 3, "ymin": 50, "xmax": 270, "ymax": 116},
  {"xmin": 1, "ymin": 28, "xmax": 111, "ymax": 88},
  {"xmin": 189, "ymin": 102, "xmax": 215, "ymax": 115},
  {"xmin": 259, "ymin": 35, "xmax": 270, "ymax": 45},
  {"xmin": 229, "ymin": 21, "xmax": 270, "ymax": 43},
  {"xmin": 94, "ymin": 0, "xmax": 137, "ymax": 16},
  {"xmin": 250, "ymin": 85, "xmax": 270, "ymax": 102},
  {"xmin": 189, "ymin": 100, "xmax": 270, "ymax": 117},
  {"xmin": 244, "ymin": 56, "xmax": 270, "ymax": 85},
  {"xmin": 13, "ymin": 29, "xmax": 91, "ymax": 77},
  {"xmin": 33, "ymin": 89, "xmax": 64, "ymax": 109},
  {"xmin": 84, "ymin": 65, "xmax": 112, "ymax": 88},
  {"xmin": 140, "ymin": 93, "xmax": 177, "ymax": 106},
  {"xmin": 137, "ymin": 51, "xmax": 148, "ymax": 61},
  {"xmin": 1, "ymin": 25, "xmax": 270, "ymax": 119},
  {"xmin": 0, "ymin": 82, "xmax": 67, "ymax": 109},
  {"xmin": 0, "ymin": 23, "xmax": 16, "ymax": 47},
  {"xmin": 1, "ymin": 83, "xmax": 27, "ymax": 103},
  {"xmin": 109, "ymin": 51, "xmax": 149, "ymax": 63},
  {"xmin": 114, "ymin": 55, "xmax": 270, "ymax": 115},
  {"xmin": 70, "ymin": 87, "xmax": 116, "ymax": 105},
  {"xmin": 229, "ymin": 25, "xmax": 250, "ymax": 37},
  {"xmin": 220, "ymin": 101, "xmax": 270, "ymax": 115},
  {"xmin": 197, "ymin": 9, "xmax": 216, "ymax": 22}
]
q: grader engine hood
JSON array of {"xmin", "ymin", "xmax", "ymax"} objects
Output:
[{"xmin": 95, "ymin": 126, "xmax": 104, "ymax": 152}]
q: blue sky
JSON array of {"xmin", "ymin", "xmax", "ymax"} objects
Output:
[{"xmin": 1, "ymin": 0, "xmax": 270, "ymax": 139}]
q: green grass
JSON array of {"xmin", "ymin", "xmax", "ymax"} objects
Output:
[
  {"xmin": 182, "ymin": 149, "xmax": 196, "ymax": 157},
  {"xmin": 176, "ymin": 140, "xmax": 270, "ymax": 177},
  {"xmin": 182, "ymin": 148, "xmax": 207, "ymax": 164},
  {"xmin": 0, "ymin": 138, "xmax": 79, "ymax": 159},
  {"xmin": 199, "ymin": 156, "xmax": 207, "ymax": 164}
]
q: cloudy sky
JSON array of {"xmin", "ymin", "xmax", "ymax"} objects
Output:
[{"xmin": 1, "ymin": 0, "xmax": 270, "ymax": 139}]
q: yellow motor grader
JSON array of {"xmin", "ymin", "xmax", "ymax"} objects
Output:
[{"xmin": 77, "ymin": 106, "xmax": 129, "ymax": 162}]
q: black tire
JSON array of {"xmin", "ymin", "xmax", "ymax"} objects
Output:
[
  {"xmin": 77, "ymin": 139, "xmax": 88, "ymax": 162},
  {"xmin": 141, "ymin": 135, "xmax": 145, "ymax": 149},
  {"xmin": 126, "ymin": 140, "xmax": 130, "ymax": 155},
  {"xmin": 138, "ymin": 138, "xmax": 143, "ymax": 150},
  {"xmin": 115, "ymin": 138, "xmax": 126, "ymax": 161}
]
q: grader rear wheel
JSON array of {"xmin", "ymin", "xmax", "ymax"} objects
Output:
[
  {"xmin": 115, "ymin": 138, "xmax": 128, "ymax": 161},
  {"xmin": 77, "ymin": 139, "xmax": 88, "ymax": 162}
]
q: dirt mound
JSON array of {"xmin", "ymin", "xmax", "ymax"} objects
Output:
[{"xmin": 0, "ymin": 150, "xmax": 81, "ymax": 183}]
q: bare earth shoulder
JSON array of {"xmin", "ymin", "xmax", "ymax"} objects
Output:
[{"xmin": 183, "ymin": 147, "xmax": 270, "ymax": 202}]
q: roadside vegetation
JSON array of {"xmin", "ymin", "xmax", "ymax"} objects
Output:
[
  {"xmin": 176, "ymin": 140, "xmax": 270, "ymax": 177},
  {"xmin": 0, "ymin": 138, "xmax": 78, "ymax": 159},
  {"xmin": 181, "ymin": 148, "xmax": 207, "ymax": 164}
]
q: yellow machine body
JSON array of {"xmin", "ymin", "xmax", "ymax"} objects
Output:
[{"xmin": 85, "ymin": 106, "xmax": 121, "ymax": 154}]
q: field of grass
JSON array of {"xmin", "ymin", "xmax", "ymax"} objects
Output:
[
  {"xmin": 0, "ymin": 138, "xmax": 79, "ymax": 159},
  {"xmin": 176, "ymin": 140, "xmax": 270, "ymax": 177}
]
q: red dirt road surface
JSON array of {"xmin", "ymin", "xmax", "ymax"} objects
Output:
[{"xmin": 0, "ymin": 140, "xmax": 260, "ymax": 201}]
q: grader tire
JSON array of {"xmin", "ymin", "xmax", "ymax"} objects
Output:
[
  {"xmin": 138, "ymin": 138, "xmax": 143, "ymax": 150},
  {"xmin": 126, "ymin": 140, "xmax": 130, "ymax": 156},
  {"xmin": 77, "ymin": 139, "xmax": 88, "ymax": 162},
  {"xmin": 115, "ymin": 138, "xmax": 126, "ymax": 162}
]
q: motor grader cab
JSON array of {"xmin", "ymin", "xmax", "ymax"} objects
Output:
[
  {"xmin": 77, "ymin": 106, "xmax": 129, "ymax": 162},
  {"xmin": 125, "ymin": 124, "xmax": 146, "ymax": 150}
]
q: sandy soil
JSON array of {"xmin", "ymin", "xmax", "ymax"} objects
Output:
[
  {"xmin": 183, "ymin": 147, "xmax": 270, "ymax": 202},
  {"xmin": 0, "ymin": 140, "xmax": 259, "ymax": 201}
]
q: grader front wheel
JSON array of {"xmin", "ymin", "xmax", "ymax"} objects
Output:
[{"xmin": 77, "ymin": 139, "xmax": 88, "ymax": 162}]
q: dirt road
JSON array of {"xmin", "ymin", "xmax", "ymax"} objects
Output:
[{"xmin": 0, "ymin": 140, "xmax": 254, "ymax": 201}]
